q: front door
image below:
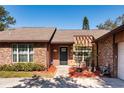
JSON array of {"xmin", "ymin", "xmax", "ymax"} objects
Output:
[{"xmin": 60, "ymin": 47, "xmax": 68, "ymax": 65}]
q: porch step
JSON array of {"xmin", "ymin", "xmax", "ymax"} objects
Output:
[{"xmin": 54, "ymin": 66, "xmax": 70, "ymax": 77}]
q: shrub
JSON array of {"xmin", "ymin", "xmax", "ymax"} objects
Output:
[
  {"xmin": 68, "ymin": 66, "xmax": 98, "ymax": 78},
  {"xmin": 13, "ymin": 63, "xmax": 29, "ymax": 71},
  {"xmin": 47, "ymin": 65, "xmax": 56, "ymax": 73},
  {"xmin": 32, "ymin": 64, "xmax": 45, "ymax": 71},
  {"xmin": 0, "ymin": 63, "xmax": 45, "ymax": 71},
  {"xmin": 76, "ymin": 68, "xmax": 83, "ymax": 72},
  {"xmin": 0, "ymin": 64, "xmax": 14, "ymax": 71}
]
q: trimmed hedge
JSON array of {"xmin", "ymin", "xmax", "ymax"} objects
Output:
[{"xmin": 0, "ymin": 63, "xmax": 45, "ymax": 71}]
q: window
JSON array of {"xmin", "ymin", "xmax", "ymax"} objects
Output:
[{"xmin": 12, "ymin": 44, "xmax": 33, "ymax": 62}]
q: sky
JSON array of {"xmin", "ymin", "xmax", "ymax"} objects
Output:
[{"xmin": 4, "ymin": 5, "xmax": 124, "ymax": 29}]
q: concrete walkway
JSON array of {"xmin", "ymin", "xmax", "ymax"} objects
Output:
[
  {"xmin": 54, "ymin": 66, "xmax": 70, "ymax": 77},
  {"xmin": 0, "ymin": 77, "xmax": 124, "ymax": 88},
  {"xmin": 1, "ymin": 66, "xmax": 124, "ymax": 88}
]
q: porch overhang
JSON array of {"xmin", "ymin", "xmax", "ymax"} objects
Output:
[{"xmin": 73, "ymin": 35, "xmax": 94, "ymax": 46}]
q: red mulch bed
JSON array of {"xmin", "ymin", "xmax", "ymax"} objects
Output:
[
  {"xmin": 33, "ymin": 65, "xmax": 57, "ymax": 75},
  {"xmin": 69, "ymin": 67, "xmax": 100, "ymax": 78}
]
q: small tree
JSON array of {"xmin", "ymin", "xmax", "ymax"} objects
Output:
[
  {"xmin": 115, "ymin": 14, "xmax": 124, "ymax": 26},
  {"xmin": 82, "ymin": 16, "xmax": 90, "ymax": 30},
  {"xmin": 96, "ymin": 19, "xmax": 117, "ymax": 30},
  {"xmin": 96, "ymin": 14, "xmax": 124, "ymax": 30},
  {"xmin": 0, "ymin": 6, "xmax": 16, "ymax": 31}
]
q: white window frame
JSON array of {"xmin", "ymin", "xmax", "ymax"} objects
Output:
[{"xmin": 12, "ymin": 44, "xmax": 33, "ymax": 62}]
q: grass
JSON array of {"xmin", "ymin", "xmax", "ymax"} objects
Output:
[
  {"xmin": 0, "ymin": 71, "xmax": 33, "ymax": 78},
  {"xmin": 37, "ymin": 72, "xmax": 55, "ymax": 78},
  {"xmin": 0, "ymin": 71, "xmax": 55, "ymax": 78}
]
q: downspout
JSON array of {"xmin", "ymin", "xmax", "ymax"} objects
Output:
[{"xmin": 46, "ymin": 28, "xmax": 57, "ymax": 68}]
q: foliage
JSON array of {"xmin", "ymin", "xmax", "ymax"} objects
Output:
[
  {"xmin": 115, "ymin": 14, "xmax": 124, "ymax": 26},
  {"xmin": 82, "ymin": 16, "xmax": 90, "ymax": 30},
  {"xmin": 33, "ymin": 65, "xmax": 56, "ymax": 78},
  {"xmin": 0, "ymin": 6, "xmax": 16, "ymax": 31},
  {"xmin": 0, "ymin": 65, "xmax": 56, "ymax": 78},
  {"xmin": 97, "ymin": 14, "xmax": 124, "ymax": 30},
  {"xmin": 0, "ymin": 64, "xmax": 14, "ymax": 71},
  {"xmin": 96, "ymin": 19, "xmax": 117, "ymax": 30},
  {"xmin": 47, "ymin": 65, "xmax": 56, "ymax": 73},
  {"xmin": 69, "ymin": 67, "xmax": 98, "ymax": 78},
  {"xmin": 0, "ymin": 63, "xmax": 45, "ymax": 71}
]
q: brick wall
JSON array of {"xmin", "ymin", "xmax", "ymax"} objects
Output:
[
  {"xmin": 0, "ymin": 43, "xmax": 12, "ymax": 65},
  {"xmin": 51, "ymin": 44, "xmax": 75, "ymax": 66},
  {"xmin": 98, "ymin": 35, "xmax": 114, "ymax": 76},
  {"xmin": 97, "ymin": 31, "xmax": 124, "ymax": 77},
  {"xmin": 0, "ymin": 42, "xmax": 48, "ymax": 67},
  {"xmin": 34, "ymin": 43, "xmax": 48, "ymax": 66}
]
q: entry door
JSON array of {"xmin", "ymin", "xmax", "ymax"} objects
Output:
[{"xmin": 60, "ymin": 47, "xmax": 68, "ymax": 65}]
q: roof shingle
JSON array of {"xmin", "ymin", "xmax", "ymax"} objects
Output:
[
  {"xmin": 51, "ymin": 29, "xmax": 109, "ymax": 43},
  {"xmin": 0, "ymin": 28, "xmax": 56, "ymax": 42},
  {"xmin": 0, "ymin": 28, "xmax": 109, "ymax": 43}
]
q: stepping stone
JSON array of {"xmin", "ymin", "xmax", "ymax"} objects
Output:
[{"xmin": 54, "ymin": 66, "xmax": 70, "ymax": 77}]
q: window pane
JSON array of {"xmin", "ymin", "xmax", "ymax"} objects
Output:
[
  {"xmin": 29, "ymin": 44, "xmax": 33, "ymax": 53},
  {"xmin": 18, "ymin": 44, "xmax": 27, "ymax": 53},
  {"xmin": 12, "ymin": 44, "xmax": 17, "ymax": 62},
  {"xmin": 12, "ymin": 44, "xmax": 33, "ymax": 62},
  {"xmin": 29, "ymin": 54, "xmax": 33, "ymax": 62},
  {"xmin": 13, "ymin": 44, "xmax": 17, "ymax": 53},
  {"xmin": 13, "ymin": 54, "xmax": 17, "ymax": 62},
  {"xmin": 19, "ymin": 54, "xmax": 28, "ymax": 62}
]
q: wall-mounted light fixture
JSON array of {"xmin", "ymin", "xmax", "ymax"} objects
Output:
[{"xmin": 53, "ymin": 49, "xmax": 57, "ymax": 52}]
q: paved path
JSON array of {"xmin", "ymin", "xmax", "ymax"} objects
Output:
[
  {"xmin": 54, "ymin": 66, "xmax": 70, "ymax": 77},
  {"xmin": 1, "ymin": 66, "xmax": 124, "ymax": 88},
  {"xmin": 0, "ymin": 77, "xmax": 124, "ymax": 88}
]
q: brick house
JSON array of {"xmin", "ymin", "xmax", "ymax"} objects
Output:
[
  {"xmin": 94, "ymin": 25, "xmax": 124, "ymax": 80},
  {"xmin": 0, "ymin": 25, "xmax": 124, "ymax": 79},
  {"xmin": 50, "ymin": 29, "xmax": 108, "ymax": 67},
  {"xmin": 0, "ymin": 27, "xmax": 108, "ymax": 67},
  {"xmin": 0, "ymin": 28, "xmax": 56, "ymax": 67}
]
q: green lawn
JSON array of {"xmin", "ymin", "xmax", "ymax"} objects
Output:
[
  {"xmin": 0, "ymin": 71, "xmax": 54, "ymax": 78},
  {"xmin": 0, "ymin": 71, "xmax": 33, "ymax": 78},
  {"xmin": 37, "ymin": 73, "xmax": 55, "ymax": 78}
]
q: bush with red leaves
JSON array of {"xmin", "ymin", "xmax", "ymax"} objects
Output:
[
  {"xmin": 69, "ymin": 67, "xmax": 99, "ymax": 78},
  {"xmin": 48, "ymin": 65, "xmax": 56, "ymax": 73}
]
